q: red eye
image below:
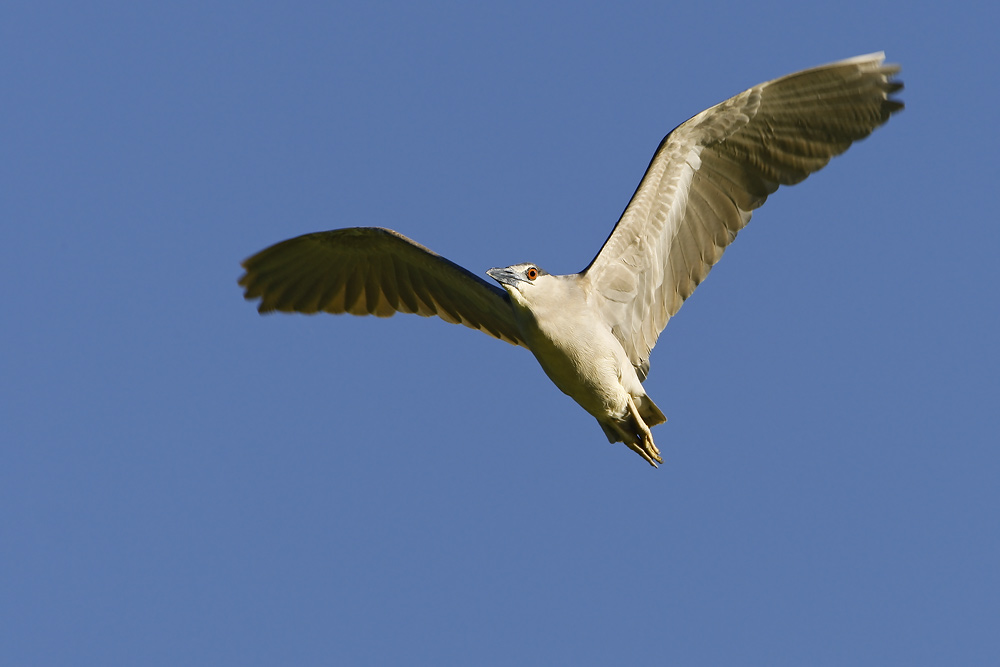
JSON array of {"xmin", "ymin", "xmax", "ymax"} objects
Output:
[{"xmin": 526, "ymin": 267, "xmax": 538, "ymax": 280}]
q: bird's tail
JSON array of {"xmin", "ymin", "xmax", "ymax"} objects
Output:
[
  {"xmin": 637, "ymin": 395, "xmax": 666, "ymax": 427},
  {"xmin": 596, "ymin": 394, "xmax": 666, "ymax": 444}
]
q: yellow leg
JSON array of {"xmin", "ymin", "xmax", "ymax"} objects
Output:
[{"xmin": 626, "ymin": 394, "xmax": 662, "ymax": 465}]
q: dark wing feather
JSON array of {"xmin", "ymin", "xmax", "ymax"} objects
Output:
[{"xmin": 239, "ymin": 227, "xmax": 527, "ymax": 347}]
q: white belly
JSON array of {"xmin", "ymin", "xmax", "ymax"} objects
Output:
[{"xmin": 520, "ymin": 309, "xmax": 640, "ymax": 421}]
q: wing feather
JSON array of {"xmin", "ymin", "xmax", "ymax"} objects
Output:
[
  {"xmin": 583, "ymin": 52, "xmax": 902, "ymax": 379},
  {"xmin": 239, "ymin": 227, "xmax": 527, "ymax": 347}
]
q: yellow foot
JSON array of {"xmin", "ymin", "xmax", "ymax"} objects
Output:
[
  {"xmin": 626, "ymin": 395, "xmax": 663, "ymax": 467},
  {"xmin": 623, "ymin": 438, "xmax": 659, "ymax": 468}
]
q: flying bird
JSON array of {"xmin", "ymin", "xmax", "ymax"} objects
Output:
[{"xmin": 239, "ymin": 53, "xmax": 903, "ymax": 467}]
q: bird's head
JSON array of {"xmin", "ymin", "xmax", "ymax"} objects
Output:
[{"xmin": 487, "ymin": 263, "xmax": 550, "ymax": 306}]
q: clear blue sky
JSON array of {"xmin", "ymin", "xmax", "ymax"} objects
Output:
[{"xmin": 4, "ymin": 1, "xmax": 998, "ymax": 664}]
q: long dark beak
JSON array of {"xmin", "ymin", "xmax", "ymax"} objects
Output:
[{"xmin": 486, "ymin": 267, "xmax": 525, "ymax": 288}]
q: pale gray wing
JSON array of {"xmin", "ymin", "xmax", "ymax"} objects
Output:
[
  {"xmin": 239, "ymin": 227, "xmax": 528, "ymax": 347},
  {"xmin": 583, "ymin": 52, "xmax": 903, "ymax": 379}
]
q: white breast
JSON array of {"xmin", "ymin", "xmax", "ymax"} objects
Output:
[{"xmin": 509, "ymin": 275, "xmax": 639, "ymax": 421}]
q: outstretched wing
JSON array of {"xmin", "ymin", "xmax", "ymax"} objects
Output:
[
  {"xmin": 583, "ymin": 52, "xmax": 903, "ymax": 379},
  {"xmin": 239, "ymin": 227, "xmax": 528, "ymax": 347}
]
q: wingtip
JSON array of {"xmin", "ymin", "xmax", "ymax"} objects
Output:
[
  {"xmin": 834, "ymin": 51, "xmax": 886, "ymax": 65},
  {"xmin": 822, "ymin": 51, "xmax": 902, "ymax": 77}
]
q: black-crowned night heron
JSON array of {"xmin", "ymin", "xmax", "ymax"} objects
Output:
[{"xmin": 239, "ymin": 53, "xmax": 903, "ymax": 467}]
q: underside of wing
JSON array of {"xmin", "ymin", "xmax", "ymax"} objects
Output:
[
  {"xmin": 584, "ymin": 52, "xmax": 903, "ymax": 379},
  {"xmin": 239, "ymin": 227, "xmax": 528, "ymax": 347}
]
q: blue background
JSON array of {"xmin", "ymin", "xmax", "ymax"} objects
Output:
[{"xmin": 4, "ymin": 1, "xmax": 998, "ymax": 664}]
